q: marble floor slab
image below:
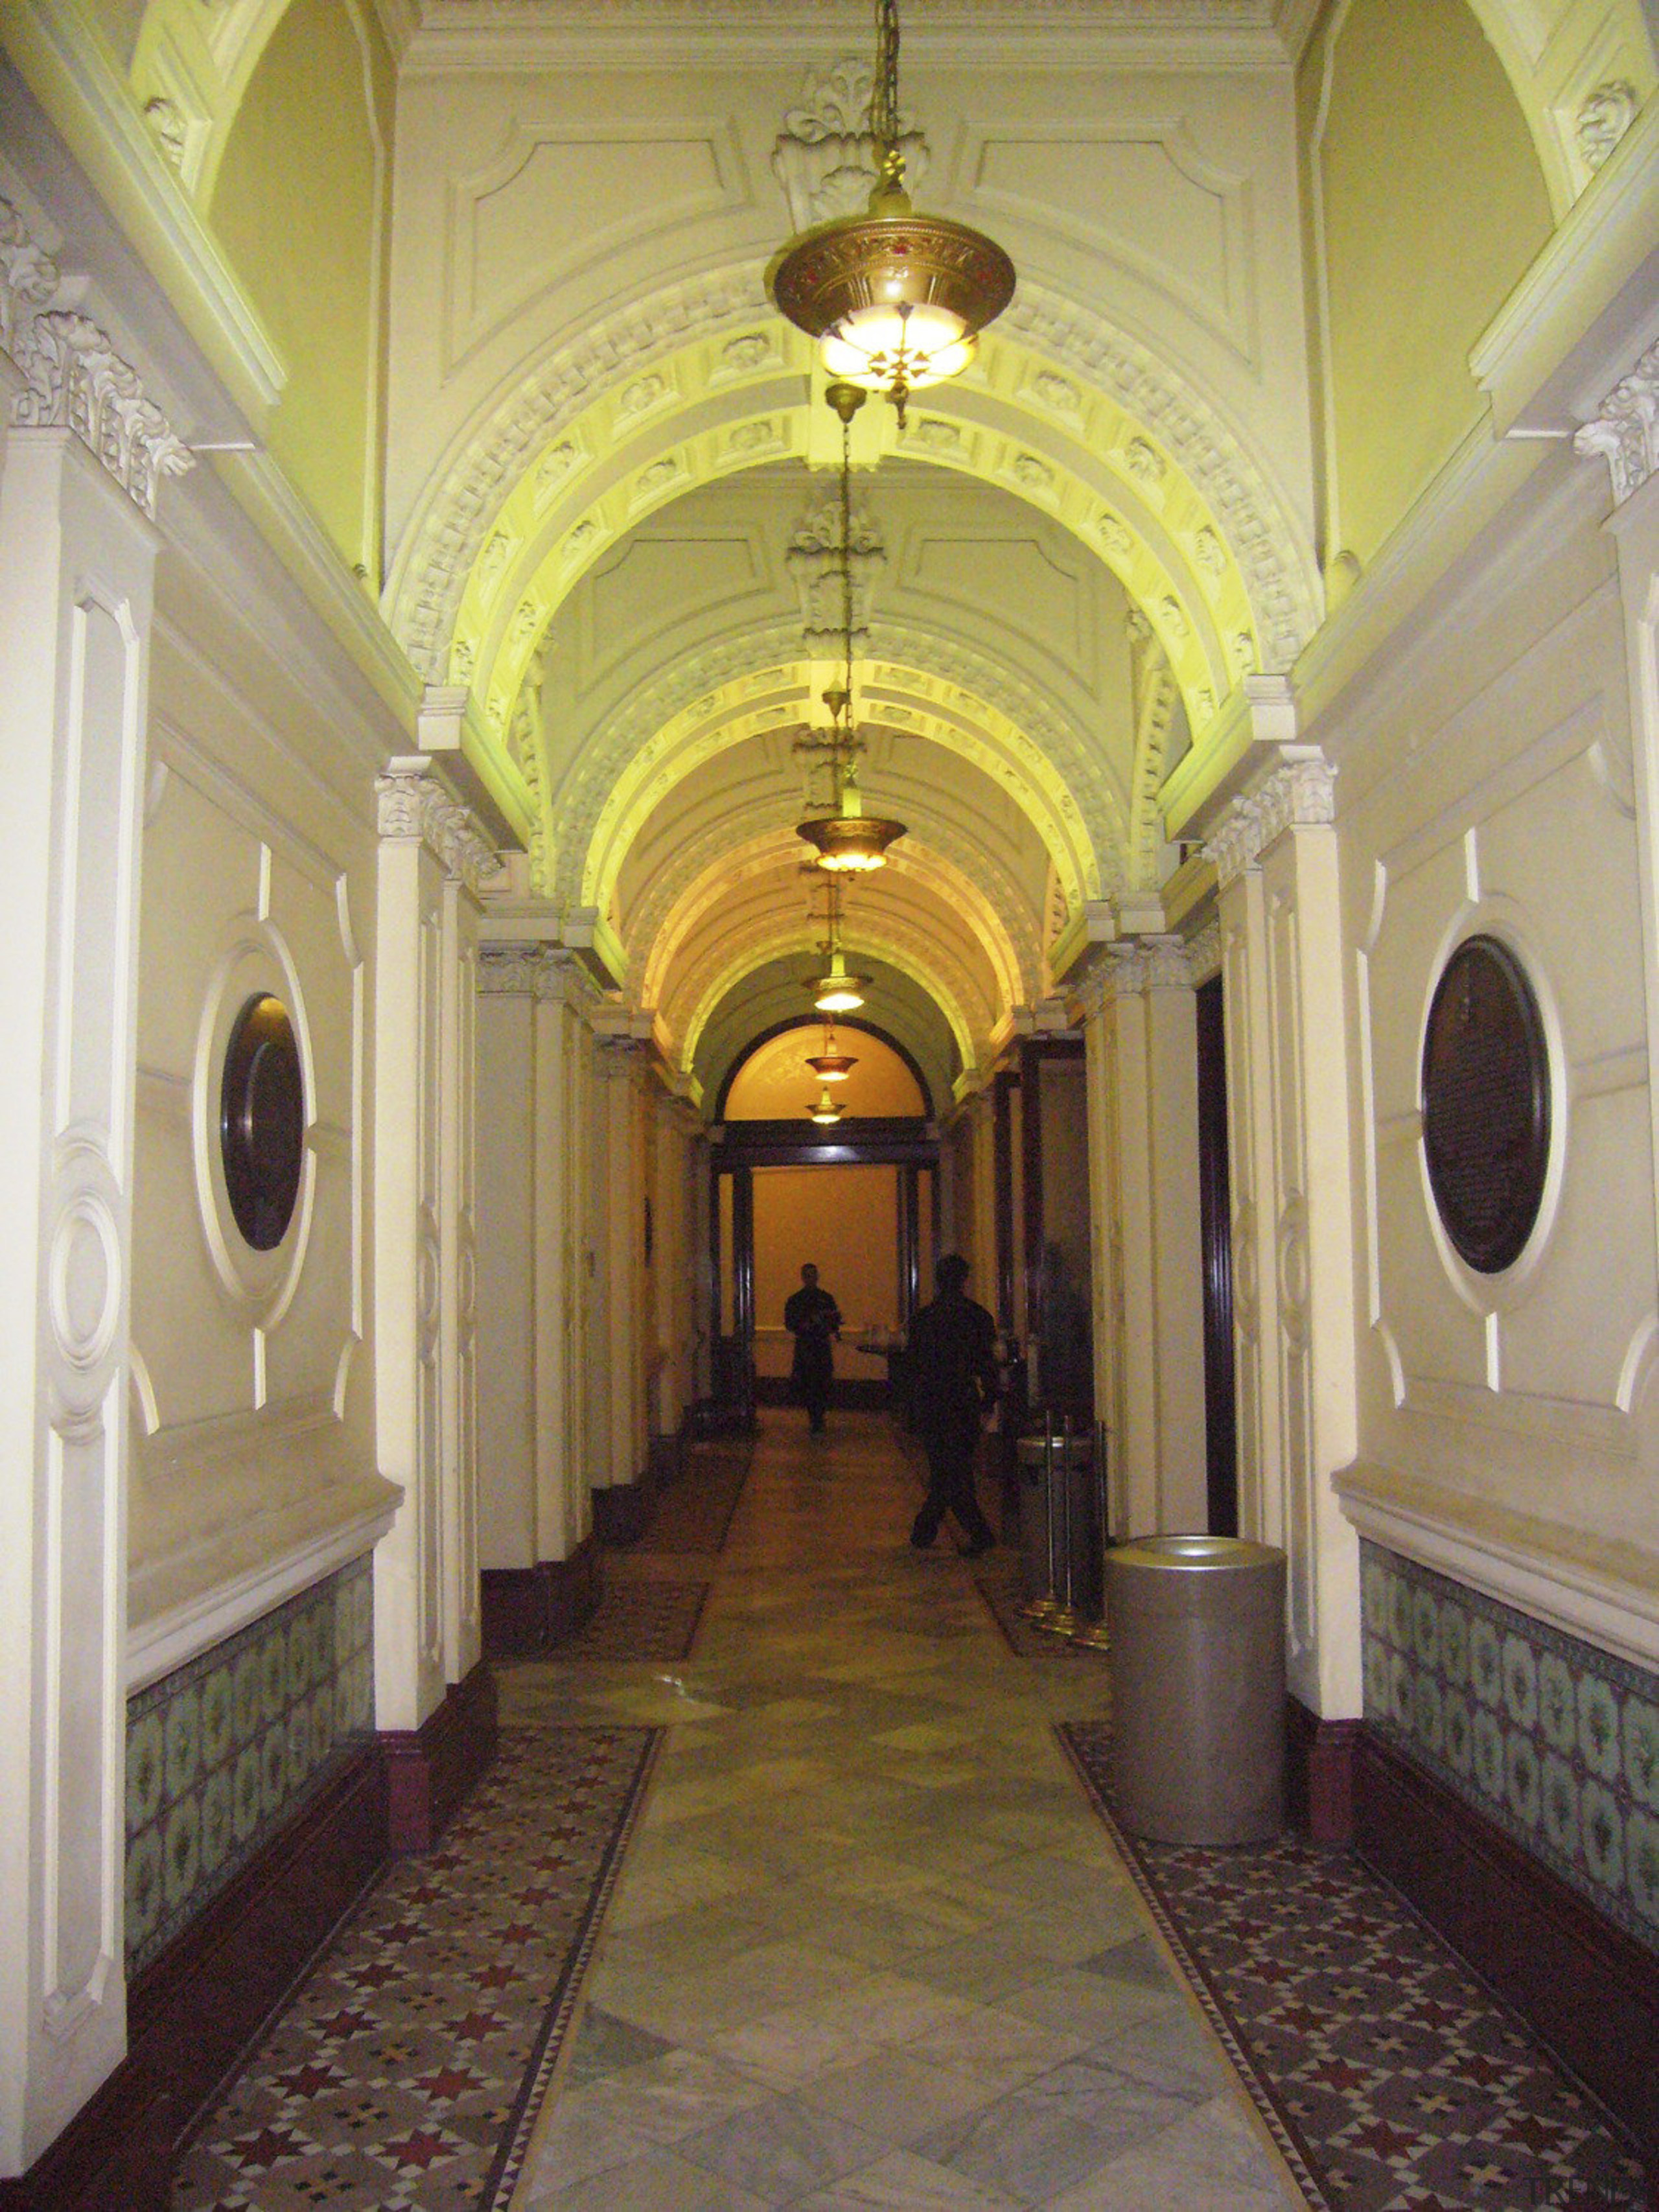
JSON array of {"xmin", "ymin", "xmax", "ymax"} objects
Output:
[{"xmin": 507, "ymin": 1411, "xmax": 1306, "ymax": 2210}]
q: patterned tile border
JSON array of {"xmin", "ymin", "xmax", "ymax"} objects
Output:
[
  {"xmin": 126, "ymin": 1558, "xmax": 375, "ymax": 1977},
  {"xmin": 1058, "ymin": 1722, "xmax": 1649, "ymax": 2212},
  {"xmin": 170, "ymin": 1723, "xmax": 661, "ymax": 2212},
  {"xmin": 1361, "ymin": 1543, "xmax": 1659, "ymax": 1959}
]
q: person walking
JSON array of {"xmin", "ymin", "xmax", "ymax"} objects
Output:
[
  {"xmin": 907, "ymin": 1253, "xmax": 999, "ymax": 1555},
  {"xmin": 784, "ymin": 1262, "xmax": 841, "ymax": 1434}
]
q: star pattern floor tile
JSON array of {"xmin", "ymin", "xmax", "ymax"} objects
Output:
[
  {"xmin": 171, "ymin": 1723, "xmax": 658, "ymax": 2212},
  {"xmin": 630, "ymin": 1435, "xmax": 756, "ymax": 1555},
  {"xmin": 1058, "ymin": 1722, "xmax": 1650, "ymax": 2211}
]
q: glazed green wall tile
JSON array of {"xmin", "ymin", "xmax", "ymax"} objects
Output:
[
  {"xmin": 124, "ymin": 1557, "xmax": 375, "ymax": 1976},
  {"xmin": 1361, "ymin": 1543, "xmax": 1659, "ymax": 1953}
]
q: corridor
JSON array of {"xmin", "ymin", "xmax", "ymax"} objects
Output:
[{"xmin": 505, "ymin": 1412, "xmax": 1301, "ymax": 2210}]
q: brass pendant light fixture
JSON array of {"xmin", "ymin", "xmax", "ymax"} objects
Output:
[
  {"xmin": 805, "ymin": 1023, "xmax": 857, "ymax": 1083},
  {"xmin": 807, "ymin": 1084, "xmax": 847, "ymax": 1126},
  {"xmin": 768, "ymin": 0, "xmax": 1016, "ymax": 427},
  {"xmin": 808, "ymin": 876, "xmax": 868, "ymax": 1014},
  {"xmin": 795, "ymin": 379, "xmax": 907, "ymax": 874}
]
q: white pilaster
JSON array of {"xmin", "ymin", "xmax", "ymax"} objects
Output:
[
  {"xmin": 1206, "ymin": 751, "xmax": 1361, "ymax": 1715},
  {"xmin": 373, "ymin": 761, "xmax": 495, "ymax": 1729},
  {"xmin": 0, "ymin": 426, "xmax": 159, "ymax": 2166}
]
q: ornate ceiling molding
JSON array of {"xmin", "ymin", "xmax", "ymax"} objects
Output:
[
  {"xmin": 629, "ymin": 817, "xmax": 1036, "ymax": 1017},
  {"xmin": 1202, "ymin": 748, "xmax": 1335, "ymax": 887},
  {"xmin": 385, "ymin": 266, "xmax": 768, "ymax": 676},
  {"xmin": 1575, "ymin": 338, "xmax": 1659, "ymax": 507},
  {"xmin": 555, "ymin": 620, "xmax": 1117, "ymax": 920},
  {"xmin": 1003, "ymin": 281, "xmax": 1319, "ymax": 675},
  {"xmin": 388, "ymin": 264, "xmax": 1312, "ymax": 730},
  {"xmin": 0, "ymin": 196, "xmax": 192, "ymax": 519},
  {"xmin": 376, "ymin": 758, "xmax": 504, "ymax": 895}
]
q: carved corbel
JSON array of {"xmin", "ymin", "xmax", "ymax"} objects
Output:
[{"xmin": 1575, "ymin": 340, "xmax": 1659, "ymax": 507}]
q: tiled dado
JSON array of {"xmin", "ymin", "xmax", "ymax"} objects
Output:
[
  {"xmin": 1361, "ymin": 1542, "xmax": 1659, "ymax": 1953},
  {"xmin": 124, "ymin": 1559, "xmax": 375, "ymax": 1975}
]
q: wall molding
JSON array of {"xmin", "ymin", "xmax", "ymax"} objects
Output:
[
  {"xmin": 1357, "ymin": 1728, "xmax": 1659, "ymax": 2165},
  {"xmin": 1336, "ymin": 1456, "xmax": 1659, "ymax": 1671}
]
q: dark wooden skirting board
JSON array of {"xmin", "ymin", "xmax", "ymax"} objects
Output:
[
  {"xmin": 1356, "ymin": 1727, "xmax": 1659, "ymax": 2165},
  {"xmin": 1284, "ymin": 1695, "xmax": 1359, "ymax": 1845},
  {"xmin": 382, "ymin": 1657, "xmax": 499, "ymax": 1854},
  {"xmin": 481, "ymin": 1536, "xmax": 602, "ymax": 1658},
  {"xmin": 0, "ymin": 1748, "xmax": 388, "ymax": 2212},
  {"xmin": 592, "ymin": 1479, "xmax": 653, "ymax": 1548}
]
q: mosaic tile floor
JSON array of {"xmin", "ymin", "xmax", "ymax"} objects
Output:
[
  {"xmin": 557, "ymin": 1570, "xmax": 712, "ymax": 1663},
  {"xmin": 171, "ymin": 1723, "xmax": 658, "ymax": 2211},
  {"xmin": 507, "ymin": 1411, "xmax": 1305, "ymax": 2209},
  {"xmin": 632, "ymin": 1436, "xmax": 756, "ymax": 1555},
  {"xmin": 1060, "ymin": 1724, "xmax": 1650, "ymax": 2212},
  {"xmin": 175, "ymin": 1410, "xmax": 1652, "ymax": 2211}
]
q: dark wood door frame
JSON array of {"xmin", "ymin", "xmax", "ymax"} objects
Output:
[{"xmin": 709, "ymin": 1121, "xmax": 940, "ymax": 1417}]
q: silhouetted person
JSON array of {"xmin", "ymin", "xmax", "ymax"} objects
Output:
[
  {"xmin": 784, "ymin": 1262, "xmax": 841, "ymax": 1434},
  {"xmin": 907, "ymin": 1254, "xmax": 998, "ymax": 1555}
]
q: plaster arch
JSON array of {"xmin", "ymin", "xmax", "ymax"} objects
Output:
[
  {"xmin": 635, "ymin": 828, "xmax": 1029, "ymax": 1024},
  {"xmin": 674, "ymin": 922, "xmax": 984, "ymax": 1080},
  {"xmin": 385, "ymin": 267, "xmax": 1321, "ymax": 730},
  {"xmin": 129, "ymin": 0, "xmax": 390, "ymax": 208},
  {"xmin": 1457, "ymin": 0, "xmax": 1655, "ymax": 214},
  {"xmin": 694, "ymin": 957, "xmax": 959, "ymax": 1115},
  {"xmin": 629, "ymin": 816, "xmax": 1041, "ymax": 1018},
  {"xmin": 572, "ymin": 647, "xmax": 1107, "ymax": 944},
  {"xmin": 439, "ymin": 326, "xmax": 1255, "ymax": 751}
]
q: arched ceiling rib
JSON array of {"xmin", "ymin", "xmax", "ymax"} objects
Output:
[
  {"xmin": 385, "ymin": 272, "xmax": 1322, "ymax": 772},
  {"xmin": 694, "ymin": 956, "xmax": 958, "ymax": 1117},
  {"xmin": 417, "ymin": 313, "xmax": 1274, "ymax": 764},
  {"xmin": 632, "ymin": 826, "xmax": 1029, "ymax": 1022},
  {"xmin": 572, "ymin": 646, "xmax": 1108, "ymax": 931}
]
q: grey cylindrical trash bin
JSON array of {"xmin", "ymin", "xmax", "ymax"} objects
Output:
[{"xmin": 1105, "ymin": 1535, "xmax": 1286, "ymax": 1845}]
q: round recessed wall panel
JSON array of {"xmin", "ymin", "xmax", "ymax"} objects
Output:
[
  {"xmin": 1421, "ymin": 935, "xmax": 1551, "ymax": 1275},
  {"xmin": 193, "ymin": 924, "xmax": 315, "ymax": 1319},
  {"xmin": 220, "ymin": 993, "xmax": 305, "ymax": 1252}
]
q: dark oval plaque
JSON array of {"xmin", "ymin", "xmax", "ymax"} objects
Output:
[
  {"xmin": 1421, "ymin": 936, "xmax": 1549, "ymax": 1274},
  {"xmin": 220, "ymin": 994, "xmax": 305, "ymax": 1252}
]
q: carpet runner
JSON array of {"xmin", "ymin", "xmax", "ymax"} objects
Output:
[
  {"xmin": 631, "ymin": 1434, "xmax": 754, "ymax": 1555},
  {"xmin": 557, "ymin": 1574, "xmax": 710, "ymax": 1663},
  {"xmin": 1058, "ymin": 1721, "xmax": 1649, "ymax": 2212},
  {"xmin": 172, "ymin": 1723, "xmax": 659, "ymax": 2211}
]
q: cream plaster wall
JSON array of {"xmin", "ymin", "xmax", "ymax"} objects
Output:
[
  {"xmin": 1321, "ymin": 448, "xmax": 1659, "ymax": 1657},
  {"xmin": 128, "ymin": 545, "xmax": 390, "ymax": 1682},
  {"xmin": 1305, "ymin": 0, "xmax": 1555, "ymax": 571},
  {"xmin": 206, "ymin": 0, "xmax": 389, "ymax": 578}
]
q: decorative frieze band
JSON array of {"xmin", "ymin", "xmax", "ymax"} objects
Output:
[
  {"xmin": 375, "ymin": 762, "xmax": 503, "ymax": 897},
  {"xmin": 0, "ymin": 197, "xmax": 192, "ymax": 518},
  {"xmin": 1204, "ymin": 753, "xmax": 1336, "ymax": 889},
  {"xmin": 1186, "ymin": 919, "xmax": 1222, "ymax": 984},
  {"xmin": 476, "ymin": 945, "xmax": 572, "ymax": 999},
  {"xmin": 1575, "ymin": 340, "xmax": 1659, "ymax": 508}
]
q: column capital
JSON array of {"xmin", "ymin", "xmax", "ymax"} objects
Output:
[
  {"xmin": 1, "ymin": 196, "xmax": 192, "ymax": 519},
  {"xmin": 375, "ymin": 758, "xmax": 504, "ymax": 898},
  {"xmin": 1186, "ymin": 918, "xmax": 1222, "ymax": 984},
  {"xmin": 477, "ymin": 944, "xmax": 579, "ymax": 1000},
  {"xmin": 1574, "ymin": 338, "xmax": 1659, "ymax": 507},
  {"xmin": 1203, "ymin": 745, "xmax": 1336, "ymax": 885}
]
